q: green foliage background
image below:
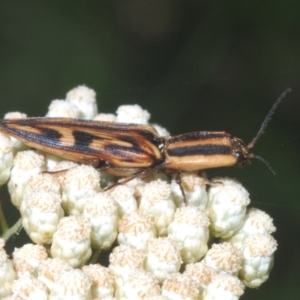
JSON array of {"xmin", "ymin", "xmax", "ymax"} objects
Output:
[{"xmin": 1, "ymin": 1, "xmax": 299, "ymax": 299}]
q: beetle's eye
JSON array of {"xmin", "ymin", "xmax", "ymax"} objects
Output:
[
  {"xmin": 235, "ymin": 151, "xmax": 248, "ymax": 166},
  {"xmin": 235, "ymin": 151, "xmax": 242, "ymax": 159}
]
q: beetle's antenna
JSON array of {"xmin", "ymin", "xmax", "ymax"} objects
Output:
[
  {"xmin": 247, "ymin": 88, "xmax": 291, "ymax": 149},
  {"xmin": 249, "ymin": 154, "xmax": 276, "ymax": 174}
]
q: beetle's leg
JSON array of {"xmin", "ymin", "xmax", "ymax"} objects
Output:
[
  {"xmin": 174, "ymin": 172, "xmax": 187, "ymax": 204},
  {"xmin": 103, "ymin": 167, "xmax": 156, "ymax": 191}
]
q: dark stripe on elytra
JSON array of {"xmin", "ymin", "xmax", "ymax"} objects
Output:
[
  {"xmin": 73, "ymin": 130, "xmax": 145, "ymax": 152},
  {"xmin": 40, "ymin": 128, "xmax": 62, "ymax": 140},
  {"xmin": 72, "ymin": 131, "xmax": 152, "ymax": 160},
  {"xmin": 0, "ymin": 121, "xmax": 63, "ymax": 143},
  {"xmin": 73, "ymin": 131, "xmax": 94, "ymax": 147},
  {"xmin": 169, "ymin": 132, "xmax": 230, "ymax": 143},
  {"xmin": 0, "ymin": 126, "xmax": 63, "ymax": 147},
  {"xmin": 167, "ymin": 144, "xmax": 232, "ymax": 156}
]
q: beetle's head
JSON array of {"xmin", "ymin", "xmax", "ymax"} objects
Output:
[{"xmin": 232, "ymin": 137, "xmax": 275, "ymax": 174}]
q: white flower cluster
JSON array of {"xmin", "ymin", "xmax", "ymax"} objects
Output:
[{"xmin": 0, "ymin": 86, "xmax": 277, "ymax": 299}]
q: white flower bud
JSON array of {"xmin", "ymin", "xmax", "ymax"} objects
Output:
[
  {"xmin": 12, "ymin": 243, "xmax": 48, "ymax": 276},
  {"xmin": 51, "ymin": 216, "xmax": 92, "ymax": 268},
  {"xmin": 49, "ymin": 269, "xmax": 92, "ymax": 300},
  {"xmin": 118, "ymin": 211, "xmax": 156, "ymax": 251},
  {"xmin": 11, "ymin": 275, "xmax": 48, "ymax": 300},
  {"xmin": 93, "ymin": 113, "xmax": 116, "ymax": 122},
  {"xmin": 23, "ymin": 172, "xmax": 61, "ymax": 198},
  {"xmin": 3, "ymin": 112, "xmax": 27, "ymax": 119},
  {"xmin": 116, "ymin": 104, "xmax": 150, "ymax": 124},
  {"xmin": 41, "ymin": 152, "xmax": 64, "ymax": 171},
  {"xmin": 82, "ymin": 264, "xmax": 114, "ymax": 299},
  {"xmin": 109, "ymin": 245, "xmax": 146, "ymax": 288},
  {"xmin": 151, "ymin": 123, "xmax": 170, "ymax": 137},
  {"xmin": 60, "ymin": 165, "xmax": 101, "ymax": 215},
  {"xmin": 46, "ymin": 99, "xmax": 81, "ymax": 118},
  {"xmin": 168, "ymin": 206, "xmax": 210, "ymax": 263},
  {"xmin": 139, "ymin": 179, "xmax": 175, "ymax": 236},
  {"xmin": 108, "ymin": 185, "xmax": 137, "ymax": 217},
  {"xmin": 171, "ymin": 172, "xmax": 208, "ymax": 208},
  {"xmin": 184, "ymin": 262, "xmax": 217, "ymax": 294},
  {"xmin": 207, "ymin": 178, "xmax": 250, "ymax": 238},
  {"xmin": 239, "ymin": 233, "xmax": 277, "ymax": 288},
  {"xmin": 38, "ymin": 258, "xmax": 73, "ymax": 290},
  {"xmin": 0, "ymin": 240, "xmax": 16, "ymax": 298},
  {"xmin": 225, "ymin": 208, "xmax": 276, "ymax": 247},
  {"xmin": 21, "ymin": 190, "xmax": 64, "ymax": 244},
  {"xmin": 202, "ymin": 273, "xmax": 245, "ymax": 300},
  {"xmin": 145, "ymin": 237, "xmax": 182, "ymax": 283},
  {"xmin": 161, "ymin": 273, "xmax": 201, "ymax": 300},
  {"xmin": 20, "ymin": 173, "xmax": 61, "ymax": 210},
  {"xmin": 82, "ymin": 192, "xmax": 118, "ymax": 250},
  {"xmin": 202, "ymin": 242, "xmax": 242, "ymax": 276},
  {"xmin": 0, "ymin": 133, "xmax": 13, "ymax": 186},
  {"xmin": 52, "ymin": 160, "xmax": 79, "ymax": 178},
  {"xmin": 115, "ymin": 269, "xmax": 160, "ymax": 300},
  {"xmin": 8, "ymin": 150, "xmax": 45, "ymax": 207},
  {"xmin": 66, "ymin": 85, "xmax": 98, "ymax": 119}
]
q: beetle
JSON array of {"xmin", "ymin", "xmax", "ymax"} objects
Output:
[{"xmin": 0, "ymin": 88, "xmax": 291, "ymax": 192}]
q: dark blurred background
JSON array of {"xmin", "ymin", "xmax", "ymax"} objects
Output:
[{"xmin": 1, "ymin": 1, "xmax": 299, "ymax": 299}]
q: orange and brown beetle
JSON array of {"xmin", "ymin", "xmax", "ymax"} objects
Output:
[{"xmin": 0, "ymin": 88, "xmax": 291, "ymax": 190}]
